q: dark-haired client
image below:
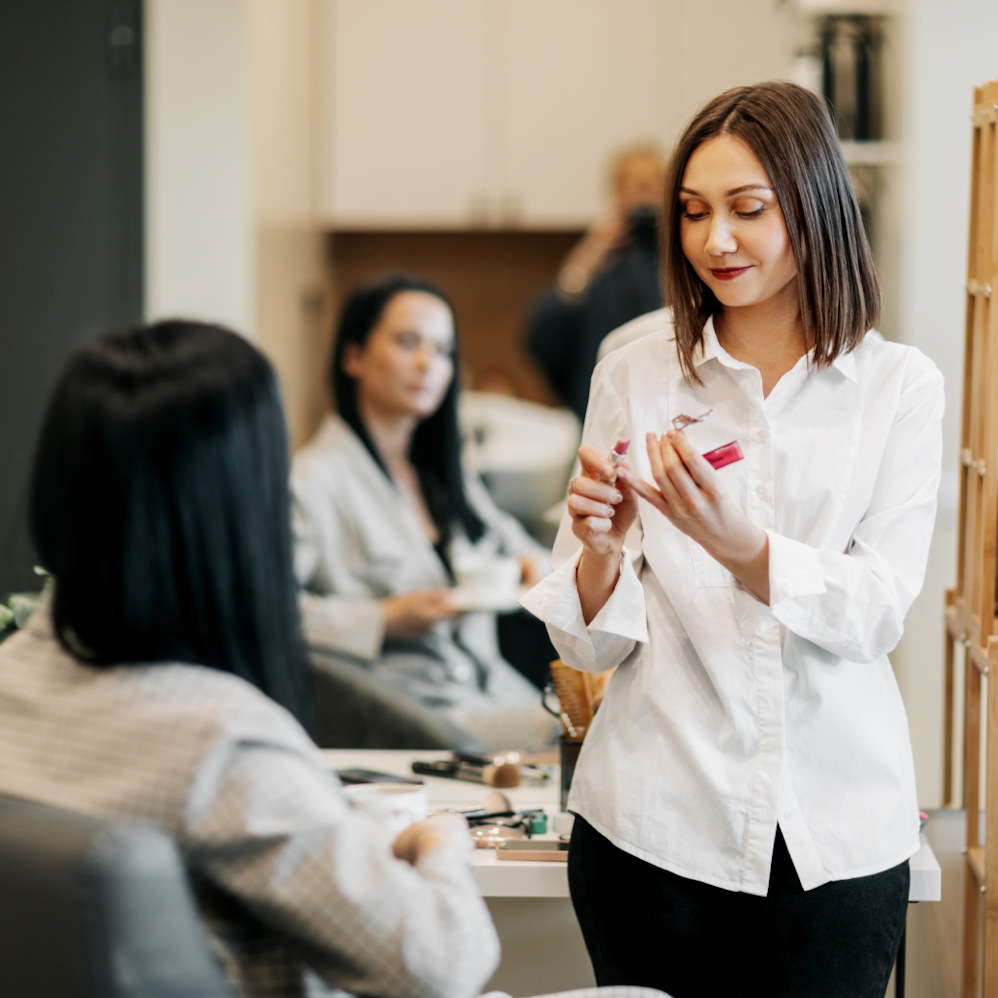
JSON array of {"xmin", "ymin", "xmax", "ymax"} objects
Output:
[
  {"xmin": 0, "ymin": 321, "xmax": 499, "ymax": 998},
  {"xmin": 522, "ymin": 81, "xmax": 943, "ymax": 997},
  {"xmin": 294, "ymin": 276, "xmax": 554, "ymax": 752}
]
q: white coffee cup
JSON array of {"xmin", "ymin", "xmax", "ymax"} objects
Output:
[
  {"xmin": 342, "ymin": 783, "xmax": 429, "ymax": 837},
  {"xmin": 454, "ymin": 556, "xmax": 521, "ymax": 600}
]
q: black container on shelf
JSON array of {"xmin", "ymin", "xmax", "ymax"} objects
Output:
[
  {"xmin": 820, "ymin": 15, "xmax": 884, "ymax": 141},
  {"xmin": 559, "ymin": 738, "xmax": 583, "ymax": 813}
]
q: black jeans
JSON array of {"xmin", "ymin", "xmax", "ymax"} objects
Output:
[{"xmin": 568, "ymin": 815, "xmax": 909, "ymax": 998}]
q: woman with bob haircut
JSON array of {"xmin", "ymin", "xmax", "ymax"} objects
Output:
[
  {"xmin": 0, "ymin": 320, "xmax": 501, "ymax": 998},
  {"xmin": 523, "ymin": 80, "xmax": 944, "ymax": 996},
  {"xmin": 293, "ymin": 273, "xmax": 553, "ymax": 752}
]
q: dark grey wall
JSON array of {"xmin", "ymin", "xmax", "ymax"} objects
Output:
[{"xmin": 0, "ymin": 0, "xmax": 143, "ymax": 595}]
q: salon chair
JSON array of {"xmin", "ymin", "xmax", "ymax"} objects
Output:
[
  {"xmin": 0, "ymin": 794, "xmax": 673, "ymax": 998},
  {"xmin": 0, "ymin": 794, "xmax": 236, "ymax": 998},
  {"xmin": 311, "ymin": 648, "xmax": 488, "ymax": 753}
]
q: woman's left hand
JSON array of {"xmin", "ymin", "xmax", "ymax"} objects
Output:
[{"xmin": 617, "ymin": 430, "xmax": 771, "ymax": 603}]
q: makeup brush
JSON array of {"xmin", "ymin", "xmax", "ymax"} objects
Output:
[
  {"xmin": 550, "ymin": 660, "xmax": 595, "ymax": 741},
  {"xmin": 411, "ymin": 755, "xmax": 522, "ymax": 788}
]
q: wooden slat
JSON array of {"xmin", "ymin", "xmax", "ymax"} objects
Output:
[
  {"xmin": 969, "ymin": 845, "xmax": 987, "ymax": 885},
  {"xmin": 945, "ymin": 589, "xmax": 958, "ymax": 806},
  {"xmin": 985, "ymin": 634, "xmax": 998, "ymax": 996},
  {"xmin": 947, "ymin": 598, "xmax": 965, "ymax": 640},
  {"xmin": 979, "ymin": 86, "xmax": 998, "ymax": 642},
  {"xmin": 959, "ymin": 91, "xmax": 983, "ymax": 598},
  {"xmin": 970, "ymin": 642, "xmax": 990, "ymax": 676}
]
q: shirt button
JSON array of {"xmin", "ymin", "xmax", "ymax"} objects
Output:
[
  {"xmin": 756, "ymin": 485, "xmax": 768, "ymax": 497},
  {"xmin": 452, "ymin": 663, "xmax": 472, "ymax": 683},
  {"xmin": 757, "ymin": 430, "xmax": 769, "ymax": 443}
]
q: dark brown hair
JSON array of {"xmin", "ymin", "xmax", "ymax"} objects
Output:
[
  {"xmin": 662, "ymin": 80, "xmax": 880, "ymax": 384},
  {"xmin": 30, "ymin": 321, "xmax": 313, "ymax": 730},
  {"xmin": 330, "ymin": 273, "xmax": 485, "ymax": 546}
]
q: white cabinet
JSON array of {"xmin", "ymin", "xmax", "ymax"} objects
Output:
[
  {"xmin": 318, "ymin": 0, "xmax": 669, "ymax": 228},
  {"xmin": 503, "ymin": 0, "xmax": 667, "ymax": 227},
  {"xmin": 317, "ymin": 0, "xmax": 798, "ymax": 229},
  {"xmin": 317, "ymin": 0, "xmax": 491, "ymax": 227}
]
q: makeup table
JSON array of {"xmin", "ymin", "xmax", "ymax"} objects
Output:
[{"xmin": 321, "ymin": 749, "xmax": 940, "ymax": 997}]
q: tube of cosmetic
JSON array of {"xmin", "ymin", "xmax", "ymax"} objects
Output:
[
  {"xmin": 606, "ymin": 439, "xmax": 630, "ymax": 484},
  {"xmin": 702, "ymin": 441, "xmax": 744, "ymax": 470},
  {"xmin": 671, "ymin": 410, "xmax": 743, "ymax": 470}
]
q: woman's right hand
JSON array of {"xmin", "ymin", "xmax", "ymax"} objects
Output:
[
  {"xmin": 568, "ymin": 444, "xmax": 638, "ymax": 560},
  {"xmin": 392, "ymin": 813, "xmax": 473, "ymax": 865},
  {"xmin": 383, "ymin": 589, "xmax": 458, "ymax": 638},
  {"xmin": 569, "ymin": 444, "xmax": 639, "ymax": 624}
]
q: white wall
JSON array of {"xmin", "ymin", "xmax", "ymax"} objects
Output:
[
  {"xmin": 247, "ymin": 0, "xmax": 327, "ymax": 447},
  {"xmin": 145, "ymin": 0, "xmax": 254, "ymax": 336},
  {"xmin": 248, "ymin": 0, "xmax": 315, "ymax": 227},
  {"xmin": 892, "ymin": 0, "xmax": 998, "ymax": 813}
]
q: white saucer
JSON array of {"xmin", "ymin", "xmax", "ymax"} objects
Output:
[{"xmin": 450, "ymin": 585, "xmax": 529, "ymax": 613}]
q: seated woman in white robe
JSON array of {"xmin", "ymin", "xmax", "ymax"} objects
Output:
[{"xmin": 293, "ymin": 275, "xmax": 555, "ymax": 753}]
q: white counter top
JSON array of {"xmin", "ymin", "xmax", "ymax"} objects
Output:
[{"xmin": 321, "ymin": 749, "xmax": 941, "ymax": 902}]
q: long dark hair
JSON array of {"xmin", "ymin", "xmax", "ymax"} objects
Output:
[
  {"xmin": 662, "ymin": 80, "xmax": 881, "ymax": 384},
  {"xmin": 29, "ymin": 320, "xmax": 313, "ymax": 729},
  {"xmin": 330, "ymin": 274, "xmax": 484, "ymax": 545}
]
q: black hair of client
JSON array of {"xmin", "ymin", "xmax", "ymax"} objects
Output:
[
  {"xmin": 29, "ymin": 320, "xmax": 313, "ymax": 730},
  {"xmin": 662, "ymin": 80, "xmax": 881, "ymax": 385},
  {"xmin": 330, "ymin": 273, "xmax": 485, "ymax": 546}
]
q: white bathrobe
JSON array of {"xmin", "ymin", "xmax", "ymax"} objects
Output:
[{"xmin": 292, "ymin": 415, "xmax": 553, "ymax": 750}]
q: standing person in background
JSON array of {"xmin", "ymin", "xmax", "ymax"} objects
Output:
[
  {"xmin": 294, "ymin": 274, "xmax": 555, "ymax": 753},
  {"xmin": 527, "ymin": 145, "xmax": 666, "ymax": 423},
  {"xmin": 0, "ymin": 320, "xmax": 499, "ymax": 998},
  {"xmin": 522, "ymin": 81, "xmax": 943, "ymax": 997}
]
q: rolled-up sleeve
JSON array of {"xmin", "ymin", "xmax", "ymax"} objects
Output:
[
  {"xmin": 298, "ymin": 591, "xmax": 386, "ymax": 661},
  {"xmin": 519, "ymin": 364, "xmax": 648, "ymax": 672},
  {"xmin": 520, "ymin": 542, "xmax": 647, "ymax": 672},
  {"xmin": 767, "ymin": 360, "xmax": 944, "ymax": 663},
  {"xmin": 292, "ymin": 460, "xmax": 388, "ymax": 661}
]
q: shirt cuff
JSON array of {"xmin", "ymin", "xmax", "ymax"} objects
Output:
[
  {"xmin": 414, "ymin": 843, "xmax": 476, "ymax": 880},
  {"xmin": 766, "ymin": 531, "xmax": 827, "ymax": 606},
  {"xmin": 519, "ymin": 545, "xmax": 649, "ymax": 647}
]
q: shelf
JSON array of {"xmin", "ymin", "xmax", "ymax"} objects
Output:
[
  {"xmin": 838, "ymin": 140, "xmax": 901, "ymax": 166},
  {"xmin": 793, "ymin": 0, "xmax": 902, "ymax": 13}
]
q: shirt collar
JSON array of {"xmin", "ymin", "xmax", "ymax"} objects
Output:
[{"xmin": 694, "ymin": 315, "xmax": 859, "ymax": 384}]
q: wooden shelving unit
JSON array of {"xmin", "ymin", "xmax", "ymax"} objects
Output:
[{"xmin": 941, "ymin": 77, "xmax": 998, "ymax": 998}]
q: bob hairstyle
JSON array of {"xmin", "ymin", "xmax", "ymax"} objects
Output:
[
  {"xmin": 29, "ymin": 321, "xmax": 312, "ymax": 728},
  {"xmin": 662, "ymin": 80, "xmax": 881, "ymax": 384},
  {"xmin": 330, "ymin": 273, "xmax": 484, "ymax": 548}
]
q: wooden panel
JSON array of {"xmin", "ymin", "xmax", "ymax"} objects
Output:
[
  {"xmin": 326, "ymin": 230, "xmax": 581, "ymax": 411},
  {"xmin": 956, "ymin": 80, "xmax": 998, "ymax": 998}
]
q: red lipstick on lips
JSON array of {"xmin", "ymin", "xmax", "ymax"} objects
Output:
[{"xmin": 710, "ymin": 267, "xmax": 750, "ymax": 281}]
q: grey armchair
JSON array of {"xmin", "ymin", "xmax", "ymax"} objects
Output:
[
  {"xmin": 310, "ymin": 648, "xmax": 487, "ymax": 753},
  {"xmin": 0, "ymin": 794, "xmax": 236, "ymax": 998}
]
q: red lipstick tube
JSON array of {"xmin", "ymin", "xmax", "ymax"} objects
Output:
[{"xmin": 703, "ymin": 441, "xmax": 743, "ymax": 470}]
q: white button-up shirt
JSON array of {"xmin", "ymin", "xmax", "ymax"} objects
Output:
[{"xmin": 521, "ymin": 313, "xmax": 944, "ymax": 896}]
